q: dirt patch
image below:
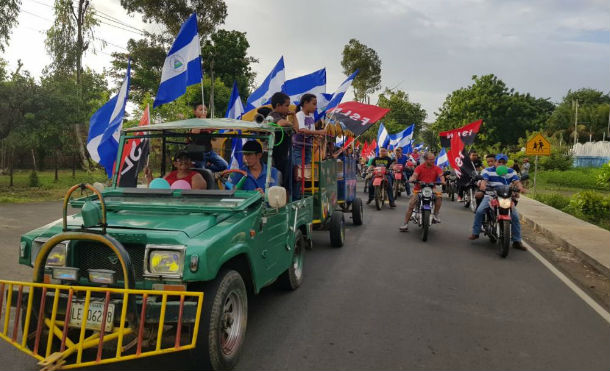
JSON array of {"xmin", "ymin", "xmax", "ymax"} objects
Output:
[{"xmin": 522, "ymin": 222, "xmax": 610, "ymax": 311}]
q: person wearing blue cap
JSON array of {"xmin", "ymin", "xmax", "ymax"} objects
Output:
[
  {"xmin": 231, "ymin": 140, "xmax": 279, "ymax": 193},
  {"xmin": 468, "ymin": 153, "xmax": 527, "ymax": 250}
]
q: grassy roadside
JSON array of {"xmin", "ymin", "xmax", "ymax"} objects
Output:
[
  {"xmin": 0, "ymin": 169, "xmax": 109, "ymax": 203},
  {"xmin": 530, "ymin": 168, "xmax": 610, "ymax": 230}
]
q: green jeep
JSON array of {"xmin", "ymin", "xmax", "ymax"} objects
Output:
[{"xmin": 0, "ymin": 118, "xmax": 313, "ymax": 371}]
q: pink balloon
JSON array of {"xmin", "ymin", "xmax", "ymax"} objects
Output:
[{"xmin": 171, "ymin": 179, "xmax": 192, "ymax": 190}]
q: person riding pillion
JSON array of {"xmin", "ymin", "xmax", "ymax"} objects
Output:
[
  {"xmin": 399, "ymin": 152, "xmax": 445, "ymax": 231},
  {"xmin": 468, "ymin": 153, "xmax": 527, "ymax": 250},
  {"xmin": 367, "ymin": 147, "xmax": 396, "ymax": 208}
]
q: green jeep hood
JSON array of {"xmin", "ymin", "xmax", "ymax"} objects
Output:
[{"xmin": 67, "ymin": 209, "xmax": 231, "ymax": 238}]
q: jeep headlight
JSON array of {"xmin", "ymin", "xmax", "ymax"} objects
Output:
[
  {"xmin": 145, "ymin": 245, "xmax": 185, "ymax": 278},
  {"xmin": 31, "ymin": 238, "xmax": 68, "ymax": 267}
]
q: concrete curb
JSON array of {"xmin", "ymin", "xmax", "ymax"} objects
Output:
[{"xmin": 519, "ymin": 196, "xmax": 609, "ymax": 278}]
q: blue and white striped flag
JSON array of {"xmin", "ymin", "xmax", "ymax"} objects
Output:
[
  {"xmin": 87, "ymin": 60, "xmax": 131, "ymax": 178},
  {"xmin": 229, "ymin": 136, "xmax": 245, "ymax": 170},
  {"xmin": 389, "ymin": 124, "xmax": 415, "ymax": 149},
  {"xmin": 153, "ymin": 13, "xmax": 202, "ymax": 108},
  {"xmin": 376, "ymin": 123, "xmax": 390, "ymax": 155},
  {"xmin": 320, "ymin": 69, "xmax": 358, "ymax": 118},
  {"xmin": 436, "ymin": 148, "xmax": 449, "ymax": 167},
  {"xmin": 225, "ymin": 81, "xmax": 244, "ymax": 119},
  {"xmin": 283, "ymin": 68, "xmax": 326, "ymax": 105},
  {"xmin": 245, "ymin": 56, "xmax": 285, "ymax": 111},
  {"xmin": 415, "ymin": 143, "xmax": 425, "ymax": 151}
]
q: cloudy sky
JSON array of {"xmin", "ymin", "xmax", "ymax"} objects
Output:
[{"xmin": 3, "ymin": 0, "xmax": 609, "ymax": 120}]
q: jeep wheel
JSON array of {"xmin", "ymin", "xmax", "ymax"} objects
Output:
[
  {"xmin": 329, "ymin": 211, "xmax": 345, "ymax": 247},
  {"xmin": 279, "ymin": 230, "xmax": 305, "ymax": 290},
  {"xmin": 192, "ymin": 270, "xmax": 248, "ymax": 371}
]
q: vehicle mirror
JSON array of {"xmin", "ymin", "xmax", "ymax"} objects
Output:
[{"xmin": 267, "ymin": 186, "xmax": 287, "ymax": 208}]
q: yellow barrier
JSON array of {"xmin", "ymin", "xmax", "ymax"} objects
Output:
[{"xmin": 0, "ymin": 279, "xmax": 203, "ymax": 370}]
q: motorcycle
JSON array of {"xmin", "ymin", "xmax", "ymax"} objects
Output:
[
  {"xmin": 462, "ymin": 177, "xmax": 479, "ymax": 213},
  {"xmin": 392, "ymin": 164, "xmax": 406, "ymax": 199},
  {"xmin": 481, "ymin": 185, "xmax": 520, "ymax": 258},
  {"xmin": 410, "ymin": 181, "xmax": 441, "ymax": 241},
  {"xmin": 372, "ymin": 166, "xmax": 389, "ymax": 210},
  {"xmin": 444, "ymin": 171, "xmax": 458, "ymax": 201}
]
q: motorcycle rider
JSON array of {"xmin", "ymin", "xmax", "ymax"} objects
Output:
[
  {"xmin": 468, "ymin": 153, "xmax": 527, "ymax": 250},
  {"xmin": 457, "ymin": 150, "xmax": 483, "ymax": 202},
  {"xmin": 399, "ymin": 152, "xmax": 445, "ymax": 231},
  {"xmin": 367, "ymin": 146, "xmax": 396, "ymax": 208},
  {"xmin": 394, "ymin": 147, "xmax": 411, "ymax": 196}
]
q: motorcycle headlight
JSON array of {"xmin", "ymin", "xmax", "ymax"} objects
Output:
[
  {"xmin": 498, "ymin": 198, "xmax": 512, "ymax": 209},
  {"xmin": 422, "ymin": 187, "xmax": 433, "ymax": 197},
  {"xmin": 144, "ymin": 245, "xmax": 186, "ymax": 278}
]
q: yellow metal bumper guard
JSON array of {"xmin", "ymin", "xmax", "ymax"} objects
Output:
[{"xmin": 0, "ymin": 184, "xmax": 204, "ymax": 370}]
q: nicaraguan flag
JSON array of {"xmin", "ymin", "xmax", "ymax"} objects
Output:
[
  {"xmin": 153, "ymin": 13, "xmax": 202, "ymax": 108},
  {"xmin": 87, "ymin": 60, "xmax": 131, "ymax": 178},
  {"xmin": 283, "ymin": 68, "xmax": 326, "ymax": 105},
  {"xmin": 436, "ymin": 148, "xmax": 449, "ymax": 167},
  {"xmin": 376, "ymin": 123, "xmax": 390, "ymax": 155},
  {"xmin": 389, "ymin": 124, "xmax": 415, "ymax": 149},
  {"xmin": 245, "ymin": 56, "xmax": 285, "ymax": 111},
  {"xmin": 415, "ymin": 143, "xmax": 424, "ymax": 151},
  {"xmin": 321, "ymin": 69, "xmax": 358, "ymax": 116},
  {"xmin": 225, "ymin": 81, "xmax": 245, "ymax": 119},
  {"xmin": 229, "ymin": 136, "xmax": 246, "ymax": 170}
]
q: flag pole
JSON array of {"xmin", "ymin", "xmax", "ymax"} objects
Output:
[{"xmin": 199, "ymin": 36, "xmax": 205, "ymax": 109}]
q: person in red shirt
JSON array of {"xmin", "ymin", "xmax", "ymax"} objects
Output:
[
  {"xmin": 144, "ymin": 151, "xmax": 207, "ymax": 189},
  {"xmin": 399, "ymin": 152, "xmax": 445, "ymax": 231}
]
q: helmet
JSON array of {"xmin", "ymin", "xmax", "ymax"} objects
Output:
[{"xmin": 495, "ymin": 153, "xmax": 508, "ymax": 162}]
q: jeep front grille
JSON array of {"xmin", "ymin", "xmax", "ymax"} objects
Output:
[{"xmin": 73, "ymin": 241, "xmax": 145, "ymax": 281}]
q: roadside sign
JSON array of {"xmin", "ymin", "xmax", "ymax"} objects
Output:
[{"xmin": 526, "ymin": 133, "xmax": 551, "ymax": 156}]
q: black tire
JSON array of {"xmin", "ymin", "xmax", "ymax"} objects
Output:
[
  {"xmin": 393, "ymin": 182, "xmax": 399, "ymax": 200},
  {"xmin": 374, "ymin": 186, "xmax": 382, "ymax": 210},
  {"xmin": 279, "ymin": 230, "xmax": 305, "ymax": 290},
  {"xmin": 450, "ymin": 185, "xmax": 455, "ymax": 201},
  {"xmin": 329, "ymin": 211, "xmax": 345, "ymax": 247},
  {"xmin": 191, "ymin": 270, "xmax": 248, "ymax": 371},
  {"xmin": 421, "ymin": 209, "xmax": 430, "ymax": 242},
  {"xmin": 352, "ymin": 197, "xmax": 363, "ymax": 226},
  {"xmin": 498, "ymin": 220, "xmax": 511, "ymax": 258}
]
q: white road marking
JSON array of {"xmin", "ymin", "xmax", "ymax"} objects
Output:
[{"xmin": 523, "ymin": 240, "xmax": 610, "ymax": 324}]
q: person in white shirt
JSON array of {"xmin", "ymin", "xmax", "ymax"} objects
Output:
[{"xmin": 293, "ymin": 93, "xmax": 325, "ymax": 166}]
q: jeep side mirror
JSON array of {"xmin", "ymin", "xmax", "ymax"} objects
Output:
[{"xmin": 267, "ymin": 186, "xmax": 287, "ymax": 208}]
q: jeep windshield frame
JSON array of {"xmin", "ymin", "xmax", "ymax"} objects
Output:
[{"xmin": 112, "ymin": 118, "xmax": 280, "ymax": 194}]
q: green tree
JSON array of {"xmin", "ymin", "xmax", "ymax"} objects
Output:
[
  {"xmin": 201, "ymin": 29, "xmax": 257, "ymax": 96},
  {"xmin": 376, "ymin": 88, "xmax": 426, "ymax": 137},
  {"xmin": 110, "ymin": 35, "xmax": 166, "ymax": 103},
  {"xmin": 341, "ymin": 39, "xmax": 381, "ymax": 102},
  {"xmin": 431, "ymin": 74, "xmax": 554, "ymax": 150},
  {"xmin": 120, "ymin": 0, "xmax": 227, "ymax": 37},
  {"xmin": 0, "ymin": 0, "xmax": 21, "ymax": 52},
  {"xmin": 546, "ymin": 88, "xmax": 610, "ymax": 143}
]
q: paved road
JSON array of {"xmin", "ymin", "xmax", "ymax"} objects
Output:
[{"xmin": 0, "ymin": 196, "xmax": 608, "ymax": 370}]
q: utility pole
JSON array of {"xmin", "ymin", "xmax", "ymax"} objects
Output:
[{"xmin": 573, "ymin": 100, "xmax": 579, "ymax": 146}]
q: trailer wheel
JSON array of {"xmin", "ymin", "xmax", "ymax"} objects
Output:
[
  {"xmin": 352, "ymin": 198, "xmax": 363, "ymax": 226},
  {"xmin": 329, "ymin": 211, "xmax": 345, "ymax": 247}
]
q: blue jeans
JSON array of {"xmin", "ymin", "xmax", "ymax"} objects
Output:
[
  {"xmin": 196, "ymin": 151, "xmax": 228, "ymax": 172},
  {"xmin": 472, "ymin": 195, "xmax": 521, "ymax": 242},
  {"xmin": 368, "ymin": 174, "xmax": 394, "ymax": 203},
  {"xmin": 292, "ymin": 146, "xmax": 311, "ymax": 166}
]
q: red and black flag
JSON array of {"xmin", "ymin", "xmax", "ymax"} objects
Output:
[
  {"xmin": 117, "ymin": 105, "xmax": 150, "ymax": 187},
  {"xmin": 439, "ymin": 119, "xmax": 482, "ymax": 148},
  {"xmin": 326, "ymin": 101, "xmax": 390, "ymax": 137},
  {"xmin": 447, "ymin": 133, "xmax": 477, "ymax": 186}
]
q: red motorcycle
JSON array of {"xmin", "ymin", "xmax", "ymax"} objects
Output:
[
  {"xmin": 392, "ymin": 164, "xmax": 405, "ymax": 199},
  {"xmin": 372, "ymin": 166, "xmax": 389, "ymax": 210}
]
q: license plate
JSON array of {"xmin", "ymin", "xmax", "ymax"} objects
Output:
[{"xmin": 68, "ymin": 301, "xmax": 115, "ymax": 332}]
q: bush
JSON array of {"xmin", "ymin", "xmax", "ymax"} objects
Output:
[
  {"xmin": 28, "ymin": 170, "xmax": 39, "ymax": 187},
  {"xmin": 596, "ymin": 162, "xmax": 610, "ymax": 189},
  {"xmin": 539, "ymin": 150, "xmax": 573, "ymax": 171},
  {"xmin": 540, "ymin": 168, "xmax": 604, "ymax": 190},
  {"xmin": 565, "ymin": 191, "xmax": 610, "ymax": 225},
  {"xmin": 534, "ymin": 192, "xmax": 570, "ymax": 211}
]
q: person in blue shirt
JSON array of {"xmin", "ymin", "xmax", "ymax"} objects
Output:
[
  {"xmin": 468, "ymin": 153, "xmax": 527, "ymax": 250},
  {"xmin": 231, "ymin": 140, "xmax": 279, "ymax": 193}
]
